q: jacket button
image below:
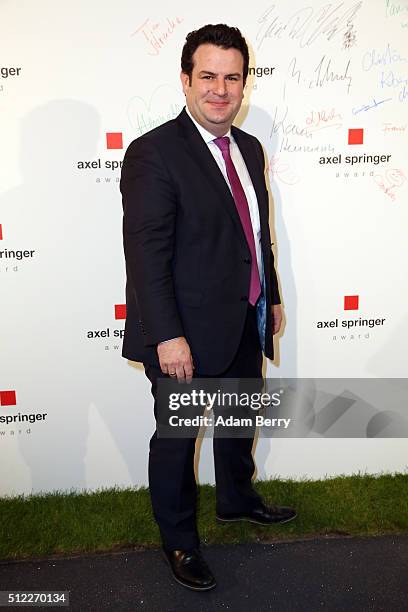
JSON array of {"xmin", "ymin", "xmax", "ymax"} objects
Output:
[
  {"xmin": 241, "ymin": 296, "xmax": 248, "ymax": 301},
  {"xmin": 243, "ymin": 258, "xmax": 251, "ymax": 264}
]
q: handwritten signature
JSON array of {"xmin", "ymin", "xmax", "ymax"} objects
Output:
[
  {"xmin": 255, "ymin": 2, "xmax": 362, "ymax": 50},
  {"xmin": 380, "ymin": 70, "xmax": 408, "ymax": 88},
  {"xmin": 312, "ymin": 56, "xmax": 352, "ymax": 94},
  {"xmin": 132, "ymin": 16, "xmax": 183, "ymax": 56},
  {"xmin": 270, "ymin": 105, "xmax": 312, "ymax": 140},
  {"xmin": 385, "ymin": 1, "xmax": 408, "ymax": 19},
  {"xmin": 380, "ymin": 70, "xmax": 408, "ymax": 102},
  {"xmin": 288, "ymin": 55, "xmax": 352, "ymax": 94},
  {"xmin": 305, "ymin": 108, "xmax": 342, "ymax": 131},
  {"xmin": 343, "ymin": 22, "xmax": 357, "ymax": 49},
  {"xmin": 266, "ymin": 154, "xmax": 300, "ymax": 185},
  {"xmin": 383, "ymin": 123, "xmax": 406, "ymax": 132},
  {"xmin": 373, "ymin": 168, "xmax": 406, "ymax": 201},
  {"xmin": 399, "ymin": 84, "xmax": 408, "ymax": 101},
  {"xmin": 362, "ymin": 43, "xmax": 408, "ymax": 72},
  {"xmin": 126, "ymin": 85, "xmax": 184, "ymax": 136},
  {"xmin": 279, "ymin": 138, "xmax": 335, "ymax": 154},
  {"xmin": 352, "ymin": 97, "xmax": 392, "ymax": 114}
]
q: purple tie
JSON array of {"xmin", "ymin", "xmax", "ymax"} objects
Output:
[{"xmin": 214, "ymin": 136, "xmax": 261, "ymax": 306}]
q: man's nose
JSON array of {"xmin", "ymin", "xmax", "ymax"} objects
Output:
[{"xmin": 213, "ymin": 77, "xmax": 227, "ymax": 96}]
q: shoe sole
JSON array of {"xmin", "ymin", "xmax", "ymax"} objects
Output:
[
  {"xmin": 162, "ymin": 552, "xmax": 217, "ymax": 592},
  {"xmin": 170, "ymin": 574, "xmax": 217, "ymax": 592},
  {"xmin": 216, "ymin": 512, "xmax": 297, "ymax": 526}
]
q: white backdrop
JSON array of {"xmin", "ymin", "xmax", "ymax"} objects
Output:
[{"xmin": 1, "ymin": 0, "xmax": 407, "ymax": 495}]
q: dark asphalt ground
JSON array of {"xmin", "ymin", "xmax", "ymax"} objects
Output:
[{"xmin": 0, "ymin": 535, "xmax": 407, "ymax": 611}]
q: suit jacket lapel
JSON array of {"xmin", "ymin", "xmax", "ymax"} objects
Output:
[{"xmin": 176, "ymin": 109, "xmax": 248, "ymax": 246}]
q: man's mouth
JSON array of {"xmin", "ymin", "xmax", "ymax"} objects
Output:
[{"xmin": 208, "ymin": 101, "xmax": 229, "ymax": 107}]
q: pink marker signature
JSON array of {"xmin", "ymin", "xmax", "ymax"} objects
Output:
[
  {"xmin": 266, "ymin": 155, "xmax": 300, "ymax": 185},
  {"xmin": 132, "ymin": 16, "xmax": 183, "ymax": 56},
  {"xmin": 373, "ymin": 168, "xmax": 406, "ymax": 200},
  {"xmin": 305, "ymin": 108, "xmax": 343, "ymax": 132}
]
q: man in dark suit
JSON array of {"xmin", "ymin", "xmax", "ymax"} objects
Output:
[{"xmin": 120, "ymin": 24, "xmax": 296, "ymax": 591}]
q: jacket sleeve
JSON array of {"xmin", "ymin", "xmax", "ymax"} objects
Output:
[
  {"xmin": 120, "ymin": 137, "xmax": 184, "ymax": 346},
  {"xmin": 269, "ymin": 247, "xmax": 281, "ymax": 305},
  {"xmin": 257, "ymin": 140, "xmax": 281, "ymax": 306}
]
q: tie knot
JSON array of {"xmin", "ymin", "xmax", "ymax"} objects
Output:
[{"xmin": 213, "ymin": 136, "xmax": 230, "ymax": 153}]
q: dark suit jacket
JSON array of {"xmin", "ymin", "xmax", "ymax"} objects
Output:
[{"xmin": 120, "ymin": 108, "xmax": 280, "ymax": 375}]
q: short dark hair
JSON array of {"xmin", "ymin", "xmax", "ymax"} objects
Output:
[{"xmin": 181, "ymin": 24, "xmax": 249, "ymax": 85}]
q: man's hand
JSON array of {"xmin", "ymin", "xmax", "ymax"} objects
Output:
[
  {"xmin": 157, "ymin": 337, "xmax": 194, "ymax": 383},
  {"xmin": 272, "ymin": 304, "xmax": 283, "ymax": 335}
]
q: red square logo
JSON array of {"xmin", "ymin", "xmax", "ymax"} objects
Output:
[
  {"xmin": 348, "ymin": 128, "xmax": 364, "ymax": 145},
  {"xmin": 106, "ymin": 132, "xmax": 123, "ymax": 149},
  {"xmin": 115, "ymin": 304, "xmax": 127, "ymax": 319},
  {"xmin": 0, "ymin": 390, "xmax": 17, "ymax": 406},
  {"xmin": 344, "ymin": 295, "xmax": 359, "ymax": 310},
  {"xmin": 0, "ymin": 224, "xmax": 3, "ymax": 240}
]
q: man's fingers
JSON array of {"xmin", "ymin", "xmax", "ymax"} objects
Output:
[
  {"xmin": 160, "ymin": 362, "xmax": 171, "ymax": 375},
  {"xmin": 157, "ymin": 338, "xmax": 195, "ymax": 381},
  {"xmin": 161, "ymin": 360, "xmax": 194, "ymax": 383},
  {"xmin": 175, "ymin": 364, "xmax": 186, "ymax": 383},
  {"xmin": 157, "ymin": 337, "xmax": 193, "ymax": 377},
  {"xmin": 184, "ymin": 362, "xmax": 194, "ymax": 384}
]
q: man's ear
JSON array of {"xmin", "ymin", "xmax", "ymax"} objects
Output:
[{"xmin": 180, "ymin": 71, "xmax": 190, "ymax": 95}]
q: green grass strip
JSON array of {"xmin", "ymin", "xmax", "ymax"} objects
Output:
[{"xmin": 1, "ymin": 474, "xmax": 407, "ymax": 561}]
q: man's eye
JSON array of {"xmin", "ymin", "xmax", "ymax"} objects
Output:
[{"xmin": 202, "ymin": 75, "xmax": 213, "ymax": 79}]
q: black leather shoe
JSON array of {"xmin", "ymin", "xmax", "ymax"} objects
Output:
[
  {"xmin": 216, "ymin": 502, "xmax": 297, "ymax": 525},
  {"xmin": 163, "ymin": 548, "xmax": 216, "ymax": 591}
]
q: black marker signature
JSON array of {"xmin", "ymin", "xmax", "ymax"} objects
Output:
[
  {"xmin": 256, "ymin": 2, "xmax": 362, "ymax": 50},
  {"xmin": 288, "ymin": 55, "xmax": 353, "ymax": 94},
  {"xmin": 270, "ymin": 105, "xmax": 313, "ymax": 139},
  {"xmin": 311, "ymin": 55, "xmax": 352, "ymax": 94}
]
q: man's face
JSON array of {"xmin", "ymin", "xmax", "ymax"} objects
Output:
[{"xmin": 181, "ymin": 43, "xmax": 245, "ymax": 137}]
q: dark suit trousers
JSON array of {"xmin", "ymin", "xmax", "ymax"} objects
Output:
[{"xmin": 144, "ymin": 305, "xmax": 263, "ymax": 551}]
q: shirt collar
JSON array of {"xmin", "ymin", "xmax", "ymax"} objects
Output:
[{"xmin": 185, "ymin": 105, "xmax": 232, "ymax": 144}]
